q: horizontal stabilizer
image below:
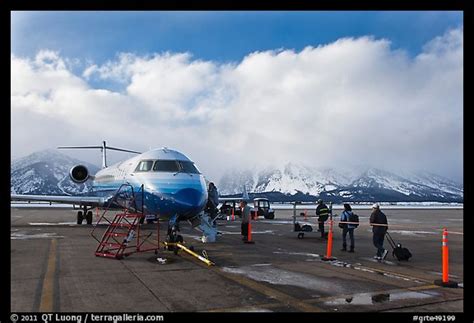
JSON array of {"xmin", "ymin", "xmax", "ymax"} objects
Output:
[{"xmin": 58, "ymin": 141, "xmax": 141, "ymax": 168}]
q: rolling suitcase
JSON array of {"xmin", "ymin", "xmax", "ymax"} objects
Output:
[{"xmin": 386, "ymin": 231, "xmax": 412, "ymax": 261}]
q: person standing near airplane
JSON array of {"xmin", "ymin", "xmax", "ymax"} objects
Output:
[
  {"xmin": 240, "ymin": 200, "xmax": 251, "ymax": 241},
  {"xmin": 207, "ymin": 182, "xmax": 219, "ymax": 219},
  {"xmin": 316, "ymin": 199, "xmax": 330, "ymax": 239}
]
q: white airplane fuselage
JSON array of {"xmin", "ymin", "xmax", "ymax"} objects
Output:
[{"xmin": 89, "ymin": 148, "xmax": 208, "ymax": 219}]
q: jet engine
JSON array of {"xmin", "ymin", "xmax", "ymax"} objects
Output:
[{"xmin": 69, "ymin": 165, "xmax": 90, "ymax": 183}]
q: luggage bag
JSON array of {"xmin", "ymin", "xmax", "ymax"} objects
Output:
[{"xmin": 386, "ymin": 231, "xmax": 412, "ymax": 261}]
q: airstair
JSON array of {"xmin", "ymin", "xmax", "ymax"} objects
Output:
[{"xmin": 91, "ymin": 184, "xmax": 160, "ymax": 259}]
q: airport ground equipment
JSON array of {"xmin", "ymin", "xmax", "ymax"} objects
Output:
[
  {"xmin": 219, "ymin": 200, "xmax": 242, "ymax": 218},
  {"xmin": 163, "ymin": 242, "xmax": 215, "ymax": 266},
  {"xmin": 91, "ymin": 184, "xmax": 160, "ymax": 259},
  {"xmin": 251, "ymin": 198, "xmax": 275, "ymax": 220},
  {"xmin": 292, "ymin": 201, "xmax": 332, "ymax": 239},
  {"xmin": 220, "ymin": 198, "xmax": 275, "ymax": 220}
]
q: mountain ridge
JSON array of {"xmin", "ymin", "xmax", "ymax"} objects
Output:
[
  {"xmin": 218, "ymin": 163, "xmax": 463, "ymax": 203},
  {"xmin": 11, "ymin": 150, "xmax": 463, "ymax": 202}
]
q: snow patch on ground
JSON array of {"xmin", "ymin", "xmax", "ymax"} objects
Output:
[
  {"xmin": 221, "ymin": 265, "xmax": 346, "ymax": 293},
  {"xmin": 389, "ymin": 230, "xmax": 437, "ymax": 236},
  {"xmin": 11, "ymin": 232, "xmax": 64, "ymax": 239}
]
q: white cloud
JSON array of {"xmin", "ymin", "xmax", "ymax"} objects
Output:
[{"xmin": 11, "ymin": 28, "xmax": 463, "ymax": 183}]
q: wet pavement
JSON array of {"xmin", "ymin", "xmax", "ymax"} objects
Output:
[{"xmin": 11, "ymin": 207, "xmax": 463, "ymax": 312}]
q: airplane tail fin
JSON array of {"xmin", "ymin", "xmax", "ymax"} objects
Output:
[
  {"xmin": 58, "ymin": 141, "xmax": 141, "ymax": 168},
  {"xmin": 242, "ymin": 186, "xmax": 249, "ymax": 201}
]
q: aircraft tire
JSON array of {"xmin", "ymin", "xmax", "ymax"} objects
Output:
[
  {"xmin": 86, "ymin": 211, "xmax": 93, "ymax": 225},
  {"xmin": 77, "ymin": 211, "xmax": 84, "ymax": 225}
]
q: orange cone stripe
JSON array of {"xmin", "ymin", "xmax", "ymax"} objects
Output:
[
  {"xmin": 442, "ymin": 228, "xmax": 449, "ymax": 283},
  {"xmin": 248, "ymin": 222, "xmax": 252, "ymax": 242}
]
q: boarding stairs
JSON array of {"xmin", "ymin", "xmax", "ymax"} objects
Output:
[{"xmin": 91, "ymin": 184, "xmax": 160, "ymax": 259}]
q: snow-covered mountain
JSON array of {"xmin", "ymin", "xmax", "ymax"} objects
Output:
[
  {"xmin": 11, "ymin": 150, "xmax": 463, "ymax": 202},
  {"xmin": 11, "ymin": 149, "xmax": 100, "ymax": 195},
  {"xmin": 218, "ymin": 163, "xmax": 463, "ymax": 202}
]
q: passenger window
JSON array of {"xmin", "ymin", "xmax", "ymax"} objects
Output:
[
  {"xmin": 153, "ymin": 160, "xmax": 180, "ymax": 172},
  {"xmin": 135, "ymin": 160, "xmax": 154, "ymax": 172}
]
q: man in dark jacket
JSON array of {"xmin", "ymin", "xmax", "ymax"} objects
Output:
[
  {"xmin": 370, "ymin": 203, "xmax": 388, "ymax": 260},
  {"xmin": 240, "ymin": 200, "xmax": 251, "ymax": 241},
  {"xmin": 316, "ymin": 199, "xmax": 330, "ymax": 238},
  {"xmin": 206, "ymin": 182, "xmax": 219, "ymax": 219}
]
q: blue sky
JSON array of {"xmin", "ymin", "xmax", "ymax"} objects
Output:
[
  {"xmin": 12, "ymin": 11, "xmax": 462, "ymax": 64},
  {"xmin": 11, "ymin": 11, "xmax": 463, "ymax": 183}
]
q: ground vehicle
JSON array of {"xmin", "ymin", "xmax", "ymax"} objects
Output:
[
  {"xmin": 219, "ymin": 200, "xmax": 242, "ymax": 218},
  {"xmin": 251, "ymin": 198, "xmax": 275, "ymax": 219},
  {"xmin": 219, "ymin": 198, "xmax": 275, "ymax": 220}
]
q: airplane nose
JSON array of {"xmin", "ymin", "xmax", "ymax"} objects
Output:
[{"xmin": 174, "ymin": 188, "xmax": 206, "ymax": 212}]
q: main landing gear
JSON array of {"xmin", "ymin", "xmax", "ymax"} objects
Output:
[{"xmin": 77, "ymin": 206, "xmax": 94, "ymax": 225}]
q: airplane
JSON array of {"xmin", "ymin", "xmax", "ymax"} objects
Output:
[{"xmin": 11, "ymin": 141, "xmax": 217, "ymax": 243}]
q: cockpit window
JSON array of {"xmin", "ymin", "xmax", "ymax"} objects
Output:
[
  {"xmin": 178, "ymin": 161, "xmax": 201, "ymax": 174},
  {"xmin": 135, "ymin": 160, "xmax": 154, "ymax": 172},
  {"xmin": 153, "ymin": 160, "xmax": 180, "ymax": 172}
]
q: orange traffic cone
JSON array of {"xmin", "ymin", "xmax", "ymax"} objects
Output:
[
  {"xmin": 244, "ymin": 221, "xmax": 255, "ymax": 244},
  {"xmin": 434, "ymin": 228, "xmax": 458, "ymax": 288},
  {"xmin": 322, "ymin": 218, "xmax": 336, "ymax": 261}
]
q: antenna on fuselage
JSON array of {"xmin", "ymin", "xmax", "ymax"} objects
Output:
[{"xmin": 58, "ymin": 141, "xmax": 142, "ymax": 168}]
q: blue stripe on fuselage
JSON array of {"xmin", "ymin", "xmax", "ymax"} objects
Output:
[{"xmin": 88, "ymin": 174, "xmax": 207, "ymax": 218}]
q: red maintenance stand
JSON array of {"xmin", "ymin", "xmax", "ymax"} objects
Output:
[{"xmin": 91, "ymin": 184, "xmax": 160, "ymax": 260}]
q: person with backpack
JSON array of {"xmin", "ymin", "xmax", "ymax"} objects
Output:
[
  {"xmin": 316, "ymin": 199, "xmax": 330, "ymax": 239},
  {"xmin": 370, "ymin": 203, "xmax": 389, "ymax": 260},
  {"xmin": 339, "ymin": 203, "xmax": 357, "ymax": 252}
]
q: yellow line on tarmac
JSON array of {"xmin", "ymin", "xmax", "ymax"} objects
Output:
[
  {"xmin": 203, "ymin": 302, "xmax": 280, "ymax": 312},
  {"xmin": 39, "ymin": 239, "xmax": 57, "ymax": 312},
  {"xmin": 407, "ymin": 284, "xmax": 439, "ymax": 291},
  {"xmin": 178, "ymin": 250, "xmax": 323, "ymax": 312},
  {"xmin": 352, "ymin": 264, "xmax": 433, "ymax": 284},
  {"xmin": 212, "ymin": 267, "xmax": 323, "ymax": 312}
]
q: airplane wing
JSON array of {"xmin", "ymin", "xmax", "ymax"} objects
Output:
[
  {"xmin": 217, "ymin": 186, "xmax": 250, "ymax": 204},
  {"xmin": 218, "ymin": 197, "xmax": 243, "ymax": 203},
  {"xmin": 11, "ymin": 194, "xmax": 106, "ymax": 207}
]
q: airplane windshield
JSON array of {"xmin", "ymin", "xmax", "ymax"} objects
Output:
[
  {"xmin": 153, "ymin": 160, "xmax": 180, "ymax": 172},
  {"xmin": 179, "ymin": 161, "xmax": 201, "ymax": 174},
  {"xmin": 135, "ymin": 160, "xmax": 154, "ymax": 172}
]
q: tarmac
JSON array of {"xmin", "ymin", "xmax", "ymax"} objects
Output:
[{"xmin": 11, "ymin": 207, "xmax": 463, "ymax": 312}]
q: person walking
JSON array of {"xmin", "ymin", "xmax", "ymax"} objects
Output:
[
  {"xmin": 370, "ymin": 203, "xmax": 388, "ymax": 260},
  {"xmin": 240, "ymin": 200, "xmax": 251, "ymax": 242},
  {"xmin": 316, "ymin": 199, "xmax": 330, "ymax": 238},
  {"xmin": 340, "ymin": 203, "xmax": 356, "ymax": 253}
]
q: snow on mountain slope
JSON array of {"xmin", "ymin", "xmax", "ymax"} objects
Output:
[
  {"xmin": 11, "ymin": 149, "xmax": 100, "ymax": 195},
  {"xmin": 218, "ymin": 163, "xmax": 463, "ymax": 202}
]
